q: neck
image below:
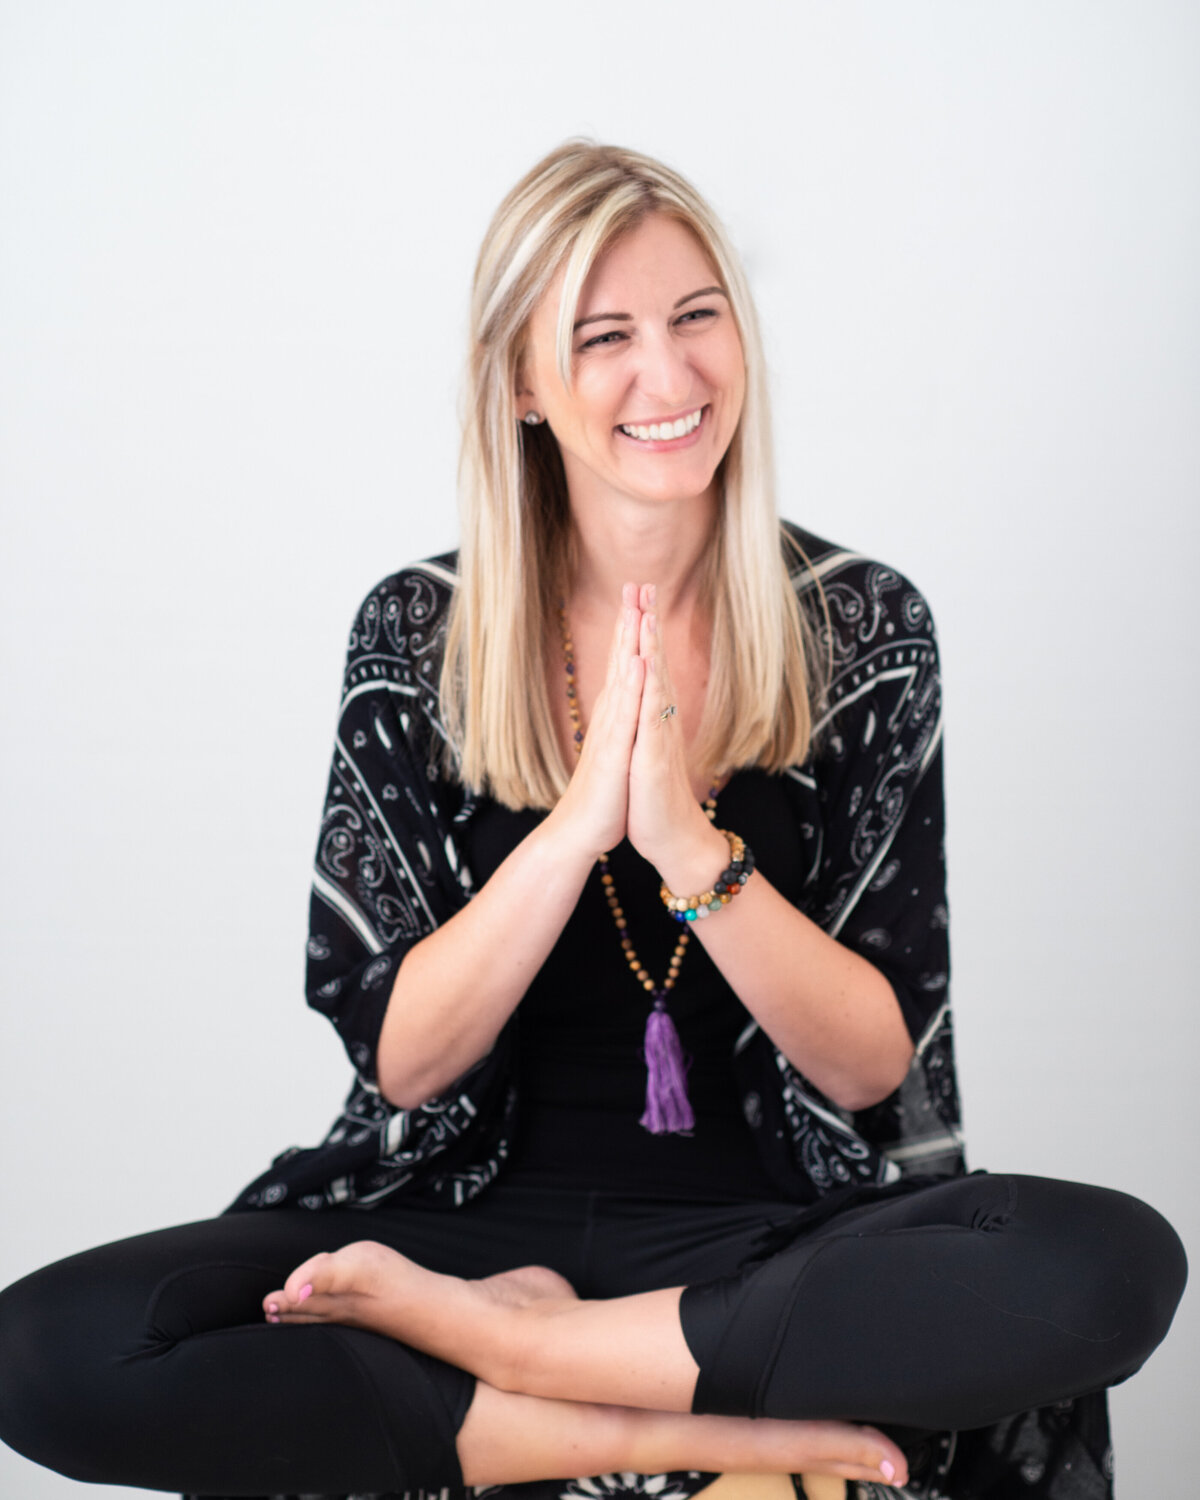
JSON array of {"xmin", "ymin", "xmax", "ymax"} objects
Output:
[{"xmin": 564, "ymin": 486, "xmax": 720, "ymax": 626}]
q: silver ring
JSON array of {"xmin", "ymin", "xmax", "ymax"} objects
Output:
[{"xmin": 658, "ymin": 703, "xmax": 677, "ymax": 724}]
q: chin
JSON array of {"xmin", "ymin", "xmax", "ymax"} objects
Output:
[
  {"xmin": 612, "ymin": 456, "xmax": 715, "ymax": 503},
  {"xmin": 640, "ymin": 471, "xmax": 720, "ymax": 506}
]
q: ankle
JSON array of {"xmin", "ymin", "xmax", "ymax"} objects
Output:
[{"xmin": 475, "ymin": 1300, "xmax": 537, "ymax": 1393}]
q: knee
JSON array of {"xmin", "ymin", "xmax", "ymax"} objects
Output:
[
  {"xmin": 0, "ymin": 1265, "xmax": 81, "ymax": 1476},
  {"xmin": 0, "ymin": 1258, "xmax": 141, "ymax": 1482},
  {"xmin": 1095, "ymin": 1187, "xmax": 1188, "ymax": 1376},
  {"xmin": 1014, "ymin": 1176, "xmax": 1188, "ymax": 1378}
]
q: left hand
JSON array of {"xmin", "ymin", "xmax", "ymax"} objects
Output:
[{"xmin": 625, "ymin": 585, "xmax": 728, "ymax": 889}]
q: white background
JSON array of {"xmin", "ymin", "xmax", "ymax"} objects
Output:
[{"xmin": 1, "ymin": 2, "xmax": 1197, "ymax": 1495}]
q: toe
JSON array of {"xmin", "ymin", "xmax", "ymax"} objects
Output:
[
  {"xmin": 283, "ymin": 1251, "xmax": 332, "ymax": 1305},
  {"xmin": 860, "ymin": 1427, "xmax": 907, "ymax": 1487}
]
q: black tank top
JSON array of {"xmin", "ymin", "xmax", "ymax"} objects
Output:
[{"xmin": 460, "ymin": 770, "xmax": 810, "ymax": 1200}]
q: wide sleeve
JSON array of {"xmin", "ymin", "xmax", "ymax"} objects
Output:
[
  {"xmin": 800, "ymin": 560, "xmax": 949, "ymax": 1048},
  {"xmin": 734, "ymin": 552, "xmax": 963, "ymax": 1197},
  {"xmin": 303, "ymin": 568, "xmax": 470, "ymax": 1085}
]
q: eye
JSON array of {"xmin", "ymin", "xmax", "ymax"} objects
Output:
[
  {"xmin": 578, "ymin": 329, "xmax": 627, "ymax": 351},
  {"xmin": 675, "ymin": 307, "xmax": 718, "ymax": 328}
]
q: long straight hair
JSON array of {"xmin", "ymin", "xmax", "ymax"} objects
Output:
[{"xmin": 440, "ymin": 142, "xmax": 825, "ymax": 807}]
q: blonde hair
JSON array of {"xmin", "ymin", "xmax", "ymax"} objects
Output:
[{"xmin": 440, "ymin": 141, "xmax": 824, "ymax": 807}]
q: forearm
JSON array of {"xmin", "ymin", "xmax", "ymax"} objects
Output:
[
  {"xmin": 376, "ymin": 811, "xmax": 596, "ymax": 1109},
  {"xmin": 658, "ymin": 825, "xmax": 914, "ymax": 1112}
]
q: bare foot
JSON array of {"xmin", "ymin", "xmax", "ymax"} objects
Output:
[
  {"xmin": 259, "ymin": 1248, "xmax": 900, "ymax": 1494},
  {"xmin": 262, "ymin": 1241, "xmax": 576, "ymax": 1383},
  {"xmin": 476, "ymin": 1264, "xmax": 578, "ymax": 1309},
  {"xmin": 458, "ymin": 1383, "xmax": 909, "ymax": 1489},
  {"xmin": 262, "ymin": 1246, "xmax": 906, "ymax": 1489}
]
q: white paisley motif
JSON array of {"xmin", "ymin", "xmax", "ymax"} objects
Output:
[
  {"xmin": 359, "ymin": 956, "xmax": 392, "ymax": 990},
  {"xmin": 357, "ymin": 593, "xmax": 381, "ymax": 651},
  {"xmin": 557, "ymin": 1474, "xmax": 697, "ymax": 1500},
  {"xmin": 319, "ymin": 806, "xmax": 363, "ymax": 878}
]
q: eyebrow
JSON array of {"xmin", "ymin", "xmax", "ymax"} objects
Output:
[{"xmin": 572, "ymin": 285, "xmax": 728, "ymax": 331}]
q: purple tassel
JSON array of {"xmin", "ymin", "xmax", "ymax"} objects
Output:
[{"xmin": 640, "ymin": 998, "xmax": 694, "ymax": 1135}]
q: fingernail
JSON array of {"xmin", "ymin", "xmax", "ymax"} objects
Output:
[
  {"xmin": 880, "ymin": 1459, "xmax": 896, "ymax": 1482},
  {"xmin": 298, "ymin": 1283, "xmax": 313, "ymax": 1303},
  {"xmin": 648, "ymin": 584, "xmax": 657, "ymax": 605}
]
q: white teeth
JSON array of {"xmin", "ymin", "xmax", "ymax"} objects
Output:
[{"xmin": 621, "ymin": 408, "xmax": 704, "ymax": 441}]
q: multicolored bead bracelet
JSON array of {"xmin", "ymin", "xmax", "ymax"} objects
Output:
[{"xmin": 660, "ymin": 830, "xmax": 756, "ymax": 923}]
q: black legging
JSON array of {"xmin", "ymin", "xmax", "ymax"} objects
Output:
[{"xmin": 0, "ymin": 1173, "xmax": 1185, "ymax": 1497}]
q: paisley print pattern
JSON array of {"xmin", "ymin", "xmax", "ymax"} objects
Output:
[{"xmin": 226, "ymin": 525, "xmax": 1111, "ymax": 1500}]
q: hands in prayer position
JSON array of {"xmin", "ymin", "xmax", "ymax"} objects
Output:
[{"xmin": 553, "ymin": 581, "xmax": 730, "ymax": 899}]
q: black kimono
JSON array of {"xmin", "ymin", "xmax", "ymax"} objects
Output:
[{"xmin": 226, "ymin": 523, "xmax": 1122, "ymax": 1499}]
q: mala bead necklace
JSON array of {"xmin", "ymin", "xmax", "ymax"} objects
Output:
[{"xmin": 557, "ymin": 601, "xmax": 753, "ymax": 1135}]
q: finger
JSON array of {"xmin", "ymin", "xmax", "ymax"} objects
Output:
[
  {"xmin": 599, "ymin": 651, "xmax": 645, "ymax": 756},
  {"xmin": 622, "ymin": 650, "xmax": 646, "ymax": 714},
  {"xmin": 600, "ymin": 608, "xmax": 626, "ymax": 694},
  {"xmin": 640, "ymin": 614, "xmax": 668, "ymax": 701},
  {"xmin": 588, "ymin": 614, "xmax": 644, "ymax": 726},
  {"xmin": 601, "ymin": 601, "xmax": 625, "ymax": 686},
  {"xmin": 648, "ymin": 606, "xmax": 676, "ymax": 697},
  {"xmin": 639, "ymin": 606, "xmax": 656, "ymax": 662},
  {"xmin": 636, "ymin": 620, "xmax": 675, "ymax": 742},
  {"xmin": 603, "ymin": 586, "xmax": 641, "ymax": 688},
  {"xmin": 639, "ymin": 582, "xmax": 655, "ymax": 614}
]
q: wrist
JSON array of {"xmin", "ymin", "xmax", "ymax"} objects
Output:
[
  {"xmin": 654, "ymin": 819, "xmax": 732, "ymax": 900},
  {"xmin": 538, "ymin": 799, "xmax": 612, "ymax": 875}
]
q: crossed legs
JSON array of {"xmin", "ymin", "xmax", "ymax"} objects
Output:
[
  {"xmin": 264, "ymin": 1174, "xmax": 1187, "ymax": 1489},
  {"xmin": 264, "ymin": 1247, "xmax": 908, "ymax": 1487},
  {"xmin": 0, "ymin": 1190, "xmax": 910, "ymax": 1493},
  {"xmin": 0, "ymin": 1176, "xmax": 1183, "ymax": 1494}
]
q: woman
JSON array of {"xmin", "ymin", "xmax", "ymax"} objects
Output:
[{"xmin": 0, "ymin": 142, "xmax": 1185, "ymax": 1500}]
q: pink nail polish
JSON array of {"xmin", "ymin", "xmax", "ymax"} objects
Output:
[
  {"xmin": 880, "ymin": 1459, "xmax": 896, "ymax": 1482},
  {"xmin": 298, "ymin": 1283, "xmax": 313, "ymax": 1303}
]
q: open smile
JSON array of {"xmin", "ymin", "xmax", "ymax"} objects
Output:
[{"xmin": 616, "ymin": 405, "xmax": 708, "ymax": 449}]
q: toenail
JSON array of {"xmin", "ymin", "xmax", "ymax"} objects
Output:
[
  {"xmin": 880, "ymin": 1460, "xmax": 896, "ymax": 1482},
  {"xmin": 298, "ymin": 1283, "xmax": 313, "ymax": 1303}
]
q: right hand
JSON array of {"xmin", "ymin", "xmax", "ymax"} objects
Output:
[{"xmin": 546, "ymin": 582, "xmax": 646, "ymax": 859}]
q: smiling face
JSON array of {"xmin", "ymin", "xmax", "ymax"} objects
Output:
[{"xmin": 519, "ymin": 213, "xmax": 746, "ymax": 513}]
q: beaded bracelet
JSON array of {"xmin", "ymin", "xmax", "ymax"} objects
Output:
[{"xmin": 659, "ymin": 830, "xmax": 756, "ymax": 923}]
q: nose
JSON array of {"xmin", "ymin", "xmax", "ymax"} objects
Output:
[{"xmin": 633, "ymin": 327, "xmax": 694, "ymax": 410}]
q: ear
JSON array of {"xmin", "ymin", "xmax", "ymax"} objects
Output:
[{"xmin": 514, "ymin": 367, "xmax": 543, "ymax": 427}]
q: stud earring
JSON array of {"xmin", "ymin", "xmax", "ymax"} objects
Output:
[{"xmin": 522, "ymin": 411, "xmax": 544, "ymax": 426}]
